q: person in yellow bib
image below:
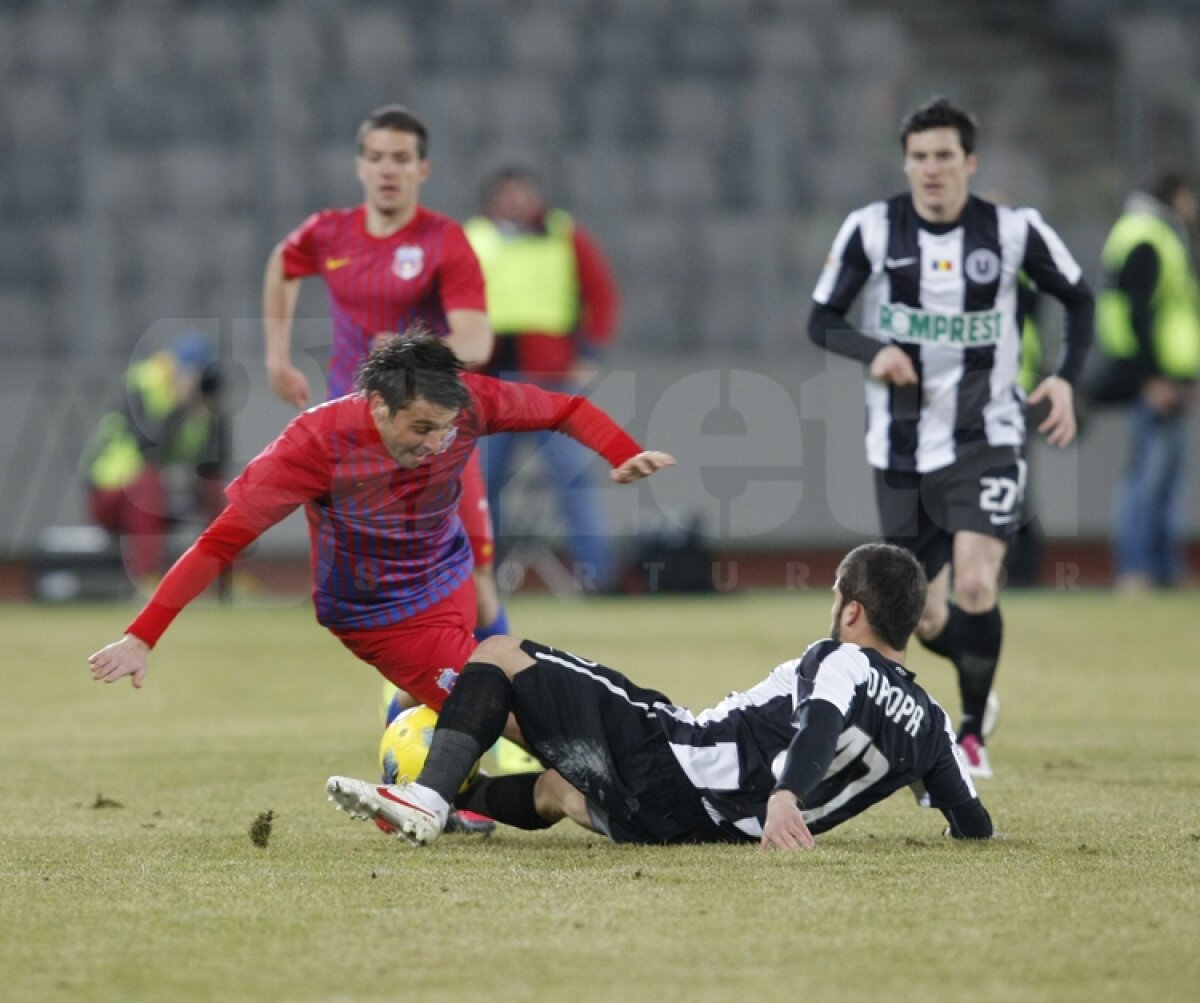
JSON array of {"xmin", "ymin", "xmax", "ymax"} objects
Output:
[
  {"xmin": 82, "ymin": 332, "xmax": 223, "ymax": 582},
  {"xmin": 465, "ymin": 167, "xmax": 622, "ymax": 593},
  {"xmin": 1095, "ymin": 168, "xmax": 1200, "ymax": 589}
]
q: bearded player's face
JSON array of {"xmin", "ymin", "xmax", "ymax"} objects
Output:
[
  {"xmin": 830, "ymin": 586, "xmax": 846, "ymax": 642},
  {"xmin": 368, "ymin": 394, "xmax": 460, "ymax": 468},
  {"xmin": 357, "ymin": 129, "xmax": 430, "ymax": 219}
]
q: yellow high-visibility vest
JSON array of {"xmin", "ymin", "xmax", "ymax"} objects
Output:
[
  {"xmin": 465, "ymin": 210, "xmax": 579, "ymax": 335},
  {"xmin": 1098, "ymin": 211, "xmax": 1200, "ymax": 379},
  {"xmin": 84, "ymin": 354, "xmax": 212, "ymax": 489}
]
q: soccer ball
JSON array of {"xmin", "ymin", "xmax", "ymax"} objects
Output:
[{"xmin": 378, "ymin": 705, "xmax": 479, "ymax": 793}]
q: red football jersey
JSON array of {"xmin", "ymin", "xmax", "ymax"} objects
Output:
[
  {"xmin": 125, "ymin": 375, "xmax": 642, "ymax": 645},
  {"xmin": 282, "ymin": 205, "xmax": 487, "ymax": 395}
]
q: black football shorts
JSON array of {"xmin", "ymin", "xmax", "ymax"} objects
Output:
[
  {"xmin": 874, "ymin": 445, "xmax": 1026, "ymax": 580},
  {"xmin": 511, "ymin": 640, "xmax": 732, "ymax": 844}
]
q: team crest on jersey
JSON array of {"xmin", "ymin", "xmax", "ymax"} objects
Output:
[
  {"xmin": 965, "ymin": 248, "xmax": 1001, "ymax": 283},
  {"xmin": 435, "ymin": 667, "xmax": 459, "ymax": 694},
  {"xmin": 393, "ymin": 244, "xmax": 424, "ymax": 280}
]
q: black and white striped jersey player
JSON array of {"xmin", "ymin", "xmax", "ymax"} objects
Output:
[
  {"xmin": 325, "ymin": 544, "xmax": 994, "ymax": 848},
  {"xmin": 807, "ymin": 98, "xmax": 1093, "ymax": 780},
  {"xmin": 809, "ymin": 190, "xmax": 1093, "ymax": 474}
]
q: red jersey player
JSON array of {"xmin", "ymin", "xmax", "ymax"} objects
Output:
[
  {"xmin": 89, "ymin": 333, "xmax": 675, "ymax": 704},
  {"xmin": 261, "ymin": 104, "xmax": 508, "ymax": 643}
]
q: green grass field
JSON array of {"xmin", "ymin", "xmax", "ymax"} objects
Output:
[{"xmin": 2, "ymin": 590, "xmax": 1198, "ymax": 1003}]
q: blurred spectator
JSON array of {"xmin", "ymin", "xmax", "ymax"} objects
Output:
[
  {"xmin": 81, "ymin": 332, "xmax": 223, "ymax": 582},
  {"xmin": 1093, "ymin": 168, "xmax": 1200, "ymax": 590},
  {"xmin": 465, "ymin": 167, "xmax": 622, "ymax": 591}
]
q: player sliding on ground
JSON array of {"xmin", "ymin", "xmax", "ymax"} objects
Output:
[{"xmin": 327, "ymin": 543, "xmax": 994, "ymax": 848}]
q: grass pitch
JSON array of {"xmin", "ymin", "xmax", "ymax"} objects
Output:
[{"xmin": 2, "ymin": 589, "xmax": 1198, "ymax": 1003}]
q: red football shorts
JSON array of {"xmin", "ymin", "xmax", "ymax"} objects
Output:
[
  {"xmin": 329, "ymin": 578, "xmax": 478, "ymax": 709},
  {"xmin": 457, "ymin": 448, "xmax": 495, "ymax": 569}
]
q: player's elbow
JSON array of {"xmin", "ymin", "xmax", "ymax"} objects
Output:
[
  {"xmin": 944, "ymin": 798, "xmax": 993, "ymax": 839},
  {"xmin": 807, "ymin": 303, "xmax": 833, "ymax": 348}
]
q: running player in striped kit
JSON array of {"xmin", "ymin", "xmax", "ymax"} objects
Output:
[
  {"xmin": 807, "ymin": 98, "xmax": 1094, "ymax": 778},
  {"xmin": 326, "ymin": 543, "xmax": 992, "ymax": 847},
  {"xmin": 262, "ymin": 105, "xmax": 509, "ymax": 645}
]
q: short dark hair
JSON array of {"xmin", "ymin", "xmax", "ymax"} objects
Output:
[
  {"xmin": 900, "ymin": 97, "xmax": 977, "ymax": 156},
  {"xmin": 1146, "ymin": 164, "xmax": 1194, "ymax": 207},
  {"xmin": 355, "ymin": 329, "xmax": 468, "ymax": 414},
  {"xmin": 481, "ymin": 165, "xmax": 544, "ymax": 206},
  {"xmin": 356, "ymin": 104, "xmax": 429, "ymax": 159},
  {"xmin": 835, "ymin": 543, "xmax": 927, "ymax": 650}
]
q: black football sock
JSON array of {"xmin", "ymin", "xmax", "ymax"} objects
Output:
[
  {"xmin": 416, "ymin": 662, "xmax": 512, "ymax": 803},
  {"xmin": 919, "ymin": 602, "xmax": 971, "ymax": 663},
  {"xmin": 456, "ymin": 773, "xmax": 556, "ymax": 830},
  {"xmin": 920, "ymin": 603, "xmax": 1002, "ymax": 741},
  {"xmin": 955, "ymin": 606, "xmax": 1003, "ymax": 741}
]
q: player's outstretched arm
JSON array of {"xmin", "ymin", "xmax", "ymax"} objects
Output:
[
  {"xmin": 610, "ymin": 450, "xmax": 677, "ymax": 483},
  {"xmin": 760, "ymin": 790, "xmax": 816, "ymax": 851},
  {"xmin": 88, "ymin": 634, "xmax": 151, "ymax": 690},
  {"xmin": 263, "ymin": 244, "xmax": 310, "ymax": 408},
  {"xmin": 1027, "ymin": 375, "xmax": 1076, "ymax": 447}
]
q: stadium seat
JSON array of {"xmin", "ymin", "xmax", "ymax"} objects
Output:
[
  {"xmin": 341, "ymin": 10, "xmax": 418, "ymax": 81},
  {"xmin": 588, "ymin": 20, "xmax": 664, "ymax": 74},
  {"xmin": 0, "ymin": 290, "xmax": 49, "ymax": 355},
  {"xmin": 663, "ymin": 18, "xmax": 750, "ymax": 75},
  {"xmin": 177, "ymin": 10, "xmax": 253, "ymax": 81},
  {"xmin": 562, "ymin": 145, "xmax": 645, "ymax": 218},
  {"xmin": 160, "ymin": 147, "xmax": 253, "ymax": 217},
  {"xmin": 653, "ymin": 81, "xmax": 737, "ymax": 147},
  {"xmin": 429, "ymin": 10, "xmax": 509, "ymax": 71},
  {"xmin": 502, "ymin": 9, "xmax": 581, "ymax": 76},
  {"xmin": 102, "ymin": 8, "xmax": 173, "ymax": 87},
  {"xmin": 20, "ymin": 8, "xmax": 94, "ymax": 78},
  {"xmin": 693, "ymin": 213, "xmax": 762, "ymax": 282},
  {"xmin": 7, "ymin": 80, "xmax": 73, "ymax": 150},
  {"xmin": 620, "ymin": 281, "xmax": 692, "ymax": 354},
  {"xmin": 419, "ymin": 76, "xmax": 494, "ymax": 146},
  {"xmin": 750, "ymin": 21, "xmax": 824, "ymax": 75},
  {"xmin": 642, "ymin": 144, "xmax": 720, "ymax": 210},
  {"xmin": 487, "ymin": 79, "xmax": 568, "ymax": 143},
  {"xmin": 104, "ymin": 151, "xmax": 166, "ymax": 217},
  {"xmin": 0, "ymin": 228, "xmax": 48, "ymax": 289},
  {"xmin": 622, "ymin": 215, "xmax": 690, "ymax": 281},
  {"xmin": 577, "ymin": 77, "xmax": 656, "ymax": 144}
]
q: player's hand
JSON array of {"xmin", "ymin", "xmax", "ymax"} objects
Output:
[
  {"xmin": 1027, "ymin": 375, "xmax": 1076, "ymax": 447},
  {"xmin": 760, "ymin": 790, "xmax": 816, "ymax": 851},
  {"xmin": 88, "ymin": 634, "xmax": 152, "ymax": 689},
  {"xmin": 611, "ymin": 450, "xmax": 677, "ymax": 483},
  {"xmin": 268, "ymin": 362, "xmax": 311, "ymax": 409},
  {"xmin": 869, "ymin": 346, "xmax": 918, "ymax": 386}
]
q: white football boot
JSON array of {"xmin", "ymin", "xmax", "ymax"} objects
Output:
[
  {"xmin": 982, "ymin": 691, "xmax": 1001, "ymax": 739},
  {"xmin": 326, "ymin": 776, "xmax": 448, "ymax": 846}
]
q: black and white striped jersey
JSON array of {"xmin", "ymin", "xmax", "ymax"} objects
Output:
[
  {"xmin": 657, "ymin": 638, "xmax": 976, "ymax": 840},
  {"xmin": 811, "ymin": 194, "xmax": 1093, "ymax": 473}
]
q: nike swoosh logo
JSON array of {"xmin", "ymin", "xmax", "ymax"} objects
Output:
[
  {"xmin": 376, "ymin": 787, "xmax": 435, "ymax": 816},
  {"xmin": 885, "ymin": 256, "xmax": 917, "ymax": 268},
  {"xmin": 325, "ymin": 257, "xmax": 352, "ymax": 270}
]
